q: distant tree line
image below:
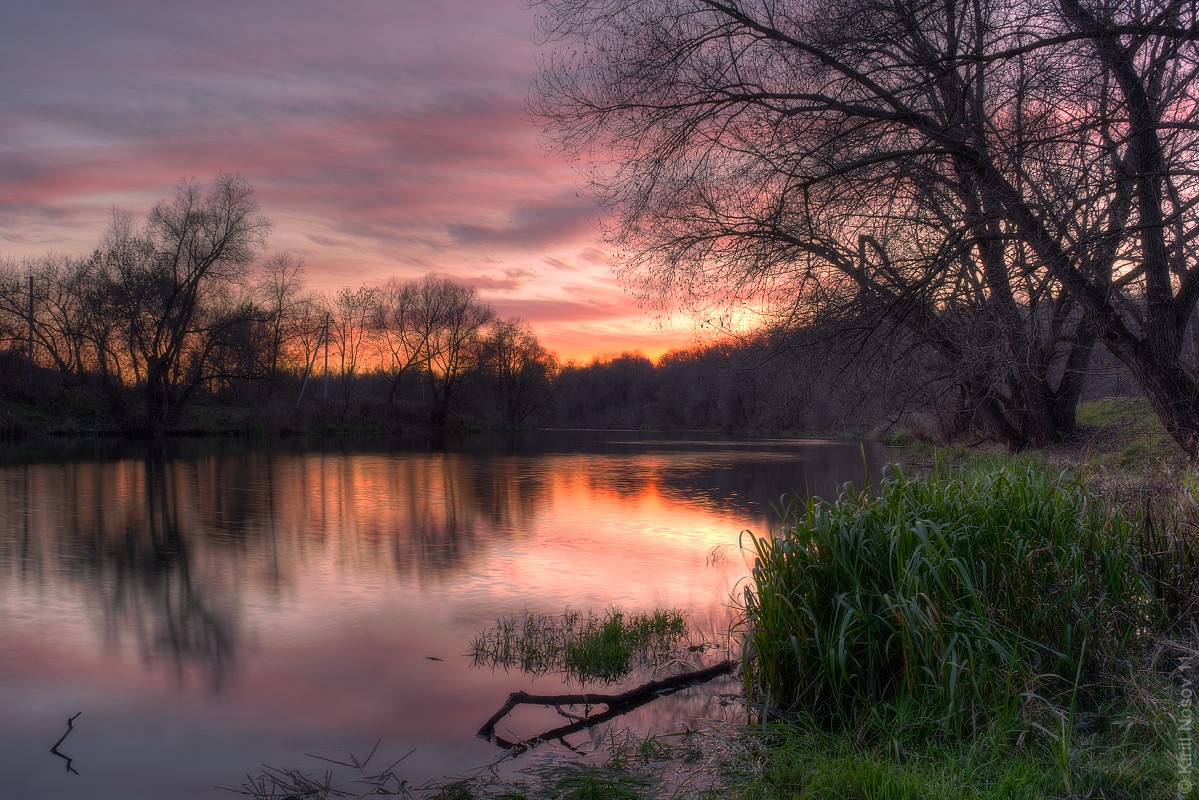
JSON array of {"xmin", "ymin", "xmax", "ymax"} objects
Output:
[
  {"xmin": 0, "ymin": 175, "xmax": 558, "ymax": 434},
  {"xmin": 0, "ymin": 174, "xmax": 1147, "ymax": 440},
  {"xmin": 547, "ymin": 326, "xmax": 1138, "ymax": 437}
]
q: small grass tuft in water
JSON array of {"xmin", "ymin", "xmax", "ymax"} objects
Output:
[{"xmin": 470, "ymin": 607, "xmax": 689, "ymax": 683}]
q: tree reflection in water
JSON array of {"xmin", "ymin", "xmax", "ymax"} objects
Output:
[
  {"xmin": 0, "ymin": 440, "xmax": 565, "ymax": 689},
  {"xmin": 1, "ymin": 449, "xmax": 240, "ymax": 690}
]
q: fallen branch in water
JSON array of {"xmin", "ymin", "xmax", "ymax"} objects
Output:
[
  {"xmin": 477, "ymin": 659, "xmax": 735, "ymax": 752},
  {"xmin": 50, "ymin": 712, "xmax": 82, "ymax": 775}
]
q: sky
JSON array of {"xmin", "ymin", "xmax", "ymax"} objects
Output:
[{"xmin": 0, "ymin": 0, "xmax": 700, "ymax": 363}]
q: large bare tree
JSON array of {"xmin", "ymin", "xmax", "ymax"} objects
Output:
[
  {"xmin": 374, "ymin": 276, "xmax": 434, "ymax": 408},
  {"xmin": 114, "ymin": 174, "xmax": 270, "ymax": 427},
  {"xmin": 531, "ymin": 0, "xmax": 1199, "ymax": 454},
  {"xmin": 412, "ymin": 276, "xmax": 495, "ymax": 425},
  {"xmin": 479, "ymin": 318, "xmax": 558, "ymax": 423}
]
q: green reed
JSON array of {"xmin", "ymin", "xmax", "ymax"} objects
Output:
[
  {"xmin": 470, "ymin": 607, "xmax": 689, "ymax": 683},
  {"xmin": 738, "ymin": 461, "xmax": 1165, "ymax": 733}
]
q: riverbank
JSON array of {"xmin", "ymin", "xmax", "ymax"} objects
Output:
[
  {"xmin": 733, "ymin": 410, "xmax": 1195, "ymax": 800},
  {"xmin": 221, "ymin": 409, "xmax": 1198, "ymax": 800},
  {"xmin": 0, "ymin": 389, "xmax": 453, "ymax": 439},
  {"xmin": 5, "ymin": 388, "xmax": 1193, "ymax": 798},
  {"xmin": 0, "ymin": 384, "xmax": 1177, "ymax": 447}
]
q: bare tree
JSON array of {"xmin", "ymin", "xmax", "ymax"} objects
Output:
[
  {"xmin": 328, "ymin": 284, "xmax": 383, "ymax": 420},
  {"xmin": 374, "ymin": 277, "xmax": 433, "ymax": 408},
  {"xmin": 255, "ymin": 253, "xmax": 311, "ymax": 392},
  {"xmin": 479, "ymin": 318, "xmax": 558, "ymax": 423},
  {"xmin": 106, "ymin": 174, "xmax": 270, "ymax": 428},
  {"xmin": 411, "ymin": 276, "xmax": 495, "ymax": 425},
  {"xmin": 531, "ymin": 0, "xmax": 1199, "ymax": 454},
  {"xmin": 0, "ymin": 253, "xmax": 111, "ymax": 384},
  {"xmin": 78, "ymin": 226, "xmax": 149, "ymax": 394},
  {"xmin": 0, "ymin": 259, "xmax": 27, "ymax": 366}
]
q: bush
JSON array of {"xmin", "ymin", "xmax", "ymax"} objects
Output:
[{"xmin": 738, "ymin": 462, "xmax": 1160, "ymax": 732}]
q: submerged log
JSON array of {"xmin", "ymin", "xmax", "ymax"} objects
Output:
[{"xmin": 477, "ymin": 659, "xmax": 736, "ymax": 751}]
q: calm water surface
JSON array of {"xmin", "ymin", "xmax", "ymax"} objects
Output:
[{"xmin": 0, "ymin": 432, "xmax": 896, "ymax": 799}]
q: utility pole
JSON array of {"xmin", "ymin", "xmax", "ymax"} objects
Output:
[
  {"xmin": 322, "ymin": 312, "xmax": 330, "ymax": 400},
  {"xmin": 296, "ymin": 320, "xmax": 327, "ymax": 407},
  {"xmin": 27, "ymin": 273, "xmax": 33, "ymax": 389}
]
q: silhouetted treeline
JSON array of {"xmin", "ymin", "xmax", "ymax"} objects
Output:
[
  {"xmin": 543, "ymin": 323, "xmax": 1144, "ymax": 440},
  {"xmin": 0, "ymin": 175, "xmax": 1150, "ymax": 442},
  {"xmin": 0, "ymin": 176, "xmax": 557, "ymax": 435},
  {"xmin": 545, "ymin": 332, "xmax": 901, "ymax": 434}
]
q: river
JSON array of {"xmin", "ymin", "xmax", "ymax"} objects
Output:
[{"xmin": 0, "ymin": 432, "xmax": 896, "ymax": 799}]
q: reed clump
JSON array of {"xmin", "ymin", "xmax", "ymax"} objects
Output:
[
  {"xmin": 470, "ymin": 607, "xmax": 689, "ymax": 683},
  {"xmin": 739, "ymin": 461, "xmax": 1187, "ymax": 733}
]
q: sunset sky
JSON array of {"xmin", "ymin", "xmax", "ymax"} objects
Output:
[{"xmin": 0, "ymin": 0, "xmax": 702, "ymax": 363}]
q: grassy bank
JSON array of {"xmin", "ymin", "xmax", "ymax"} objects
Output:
[
  {"xmin": 734, "ymin": 459, "xmax": 1196, "ymax": 799},
  {"xmin": 743, "ymin": 463, "xmax": 1153, "ymax": 725}
]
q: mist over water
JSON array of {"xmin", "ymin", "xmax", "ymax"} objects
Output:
[{"xmin": 0, "ymin": 433, "xmax": 895, "ymax": 799}]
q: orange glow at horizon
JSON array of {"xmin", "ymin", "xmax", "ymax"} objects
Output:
[{"xmin": 0, "ymin": 0, "xmax": 733, "ymax": 367}]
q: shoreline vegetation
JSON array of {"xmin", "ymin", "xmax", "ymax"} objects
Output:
[
  {"xmin": 22, "ymin": 331, "xmax": 1195, "ymax": 795},
  {"xmin": 0, "ymin": 381, "xmax": 1172, "ymax": 447},
  {"xmin": 3, "ymin": 375, "xmax": 1191, "ymax": 798},
  {"xmin": 210, "ymin": 398, "xmax": 1199, "ymax": 799},
  {"xmin": 2, "ymin": 177, "xmax": 1154, "ymax": 449}
]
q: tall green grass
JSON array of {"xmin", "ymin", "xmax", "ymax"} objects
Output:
[{"xmin": 738, "ymin": 462, "xmax": 1164, "ymax": 732}]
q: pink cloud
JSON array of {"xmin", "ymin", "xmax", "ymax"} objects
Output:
[
  {"xmin": 543, "ymin": 256, "xmax": 580, "ymax": 271},
  {"xmin": 0, "ymin": 0, "xmax": 689, "ymax": 361},
  {"xmin": 448, "ymin": 196, "xmax": 596, "ymax": 250},
  {"xmin": 577, "ymin": 246, "xmax": 611, "ymax": 265},
  {"xmin": 468, "ymin": 266, "xmax": 540, "ymax": 293}
]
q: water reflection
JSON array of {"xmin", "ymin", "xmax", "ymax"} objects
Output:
[
  {"xmin": 0, "ymin": 434, "xmax": 895, "ymax": 800},
  {"xmin": 2, "ymin": 443, "xmax": 566, "ymax": 689},
  {"xmin": 1, "ymin": 453, "xmax": 240, "ymax": 690}
]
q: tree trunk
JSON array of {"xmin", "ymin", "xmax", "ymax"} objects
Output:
[
  {"xmin": 1125, "ymin": 355, "xmax": 1199, "ymax": 458},
  {"xmin": 1051, "ymin": 327, "xmax": 1097, "ymax": 433}
]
